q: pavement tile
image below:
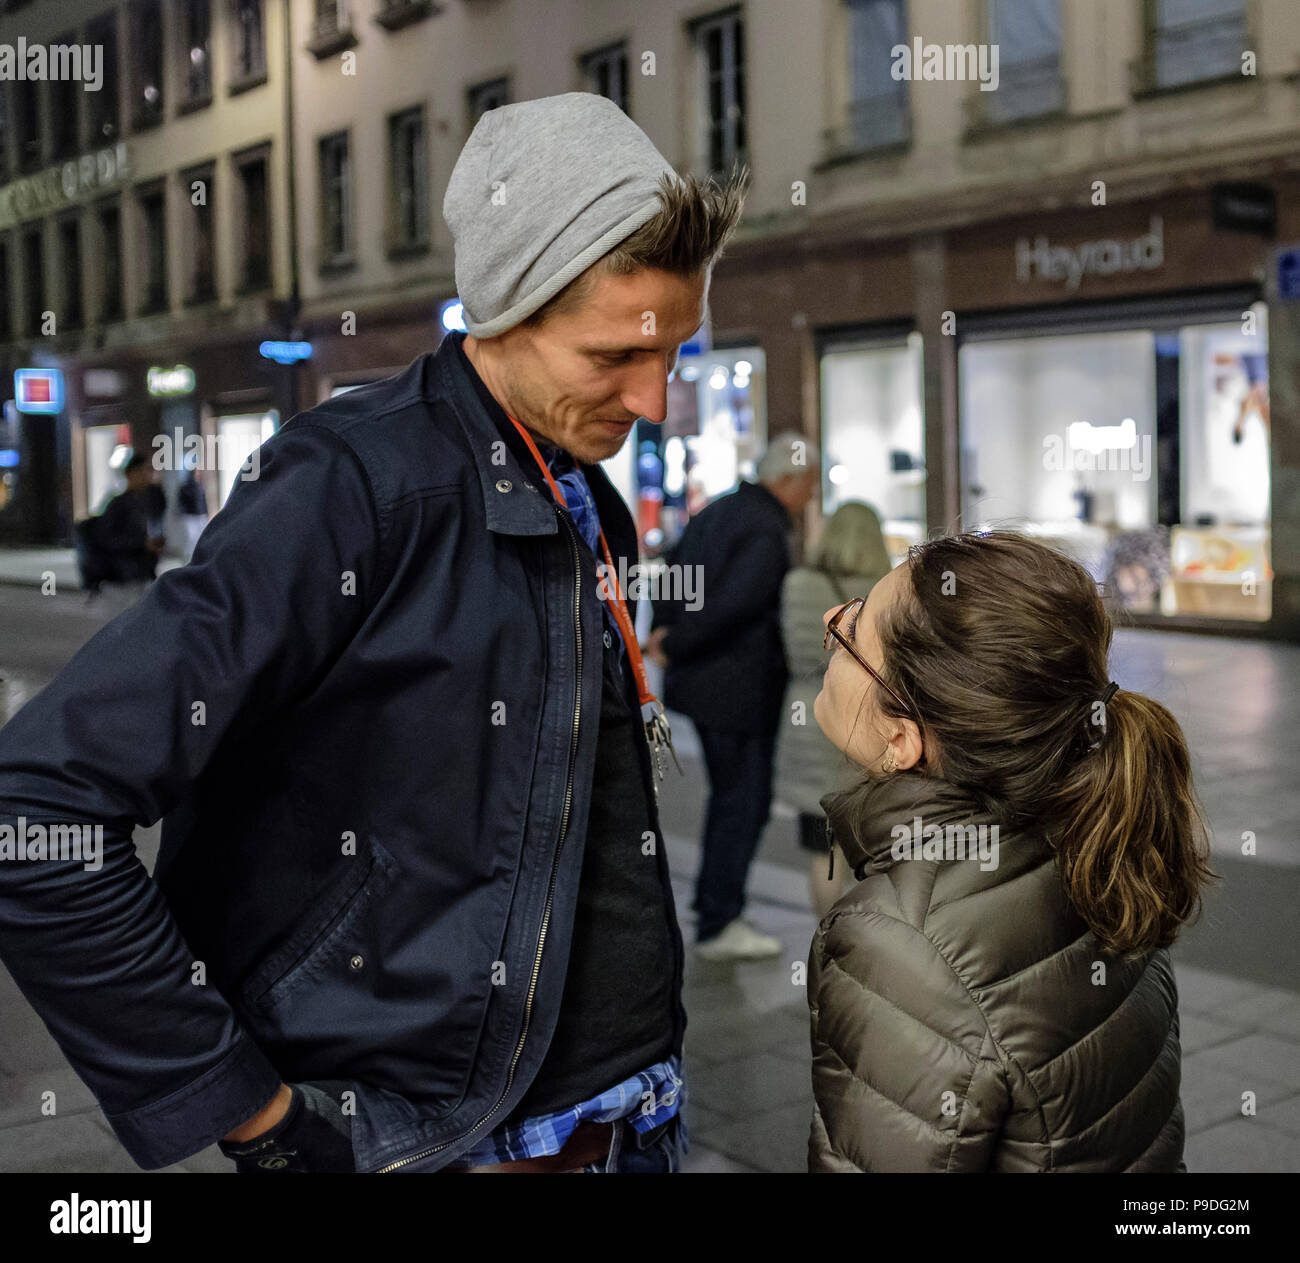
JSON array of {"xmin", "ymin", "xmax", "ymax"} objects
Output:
[
  {"xmin": 1184, "ymin": 1117, "xmax": 1300, "ymax": 1173},
  {"xmin": 685, "ymin": 1050, "xmax": 813, "ymax": 1120},
  {"xmin": 1172, "ymin": 964, "xmax": 1271, "ymax": 1014},
  {"xmin": 1180, "ymin": 1050, "xmax": 1296, "ymax": 1132},
  {"xmin": 1177, "ymin": 1010, "xmax": 1244, "ymax": 1055},
  {"xmin": 0, "ymin": 1112, "xmax": 141, "ymax": 1174},
  {"xmin": 1192, "ymin": 1034, "xmax": 1300, "ymax": 1092},
  {"xmin": 1213, "ymin": 987, "xmax": 1300, "ymax": 1041},
  {"xmin": 0, "ymin": 1066, "xmax": 100, "ymax": 1128},
  {"xmin": 1260, "ymin": 1095, "xmax": 1300, "ymax": 1138},
  {"xmin": 692, "ymin": 1099, "xmax": 814, "ymax": 1174}
]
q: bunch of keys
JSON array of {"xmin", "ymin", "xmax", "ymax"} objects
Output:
[{"xmin": 641, "ymin": 700, "xmax": 683, "ymax": 787}]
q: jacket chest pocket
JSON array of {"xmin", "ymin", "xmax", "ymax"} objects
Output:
[{"xmin": 238, "ymin": 836, "xmax": 399, "ymax": 1013}]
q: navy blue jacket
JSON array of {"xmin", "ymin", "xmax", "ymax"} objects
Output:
[
  {"xmin": 0, "ymin": 330, "xmax": 684, "ymax": 1172},
  {"xmin": 651, "ymin": 479, "xmax": 792, "ymax": 733}
]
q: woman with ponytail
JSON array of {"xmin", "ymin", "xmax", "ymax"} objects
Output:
[{"xmin": 806, "ymin": 530, "xmax": 1216, "ymax": 1172}]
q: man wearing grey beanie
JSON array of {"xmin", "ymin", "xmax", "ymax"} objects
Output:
[{"xmin": 0, "ymin": 92, "xmax": 752, "ymax": 1176}]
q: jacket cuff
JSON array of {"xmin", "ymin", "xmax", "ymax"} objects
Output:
[{"xmin": 102, "ymin": 1036, "xmax": 284, "ymax": 1170}]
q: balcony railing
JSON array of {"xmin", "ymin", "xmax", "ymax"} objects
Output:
[
  {"xmin": 823, "ymin": 90, "xmax": 911, "ymax": 161},
  {"xmin": 967, "ymin": 54, "xmax": 1065, "ymax": 128},
  {"xmin": 1131, "ymin": 12, "xmax": 1247, "ymax": 94},
  {"xmin": 307, "ymin": 4, "xmax": 357, "ymax": 59}
]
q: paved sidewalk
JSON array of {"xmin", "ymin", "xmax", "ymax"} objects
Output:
[{"xmin": 0, "ymin": 827, "xmax": 1295, "ymax": 1173}]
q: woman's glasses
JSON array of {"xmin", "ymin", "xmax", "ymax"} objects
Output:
[{"xmin": 823, "ymin": 598, "xmax": 914, "ymax": 717}]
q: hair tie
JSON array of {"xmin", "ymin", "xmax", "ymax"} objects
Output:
[{"xmin": 1100, "ymin": 681, "xmax": 1119, "ymax": 704}]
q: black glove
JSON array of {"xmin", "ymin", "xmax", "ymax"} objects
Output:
[{"xmin": 218, "ymin": 1080, "xmax": 356, "ymax": 1173}]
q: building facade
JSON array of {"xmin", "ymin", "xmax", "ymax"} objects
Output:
[{"xmin": 1, "ymin": 0, "xmax": 1297, "ymax": 636}]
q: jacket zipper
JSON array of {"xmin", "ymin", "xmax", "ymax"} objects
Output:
[{"xmin": 376, "ymin": 505, "xmax": 584, "ymax": 1172}]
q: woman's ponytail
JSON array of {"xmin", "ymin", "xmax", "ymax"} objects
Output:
[{"xmin": 1047, "ymin": 688, "xmax": 1218, "ymax": 958}]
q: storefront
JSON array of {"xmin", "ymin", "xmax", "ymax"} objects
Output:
[
  {"xmin": 818, "ymin": 324, "xmax": 926, "ymax": 565},
  {"xmin": 946, "ymin": 190, "xmax": 1281, "ymax": 627}
]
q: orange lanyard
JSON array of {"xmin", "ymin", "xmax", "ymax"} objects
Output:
[{"xmin": 505, "ymin": 413, "xmax": 681, "ymax": 783}]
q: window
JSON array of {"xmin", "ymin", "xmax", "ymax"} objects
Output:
[
  {"xmin": 319, "ymin": 131, "xmax": 351, "ymax": 266},
  {"xmin": 236, "ymin": 151, "xmax": 270, "ymax": 289},
  {"xmin": 1138, "ymin": 0, "xmax": 1246, "ymax": 92},
  {"xmin": 388, "ymin": 107, "xmax": 427, "ymax": 252},
  {"xmin": 231, "ymin": 0, "xmax": 267, "ymax": 85},
  {"xmin": 307, "ymin": 0, "xmax": 358, "ymax": 58},
  {"xmin": 467, "ymin": 78, "xmax": 509, "ymax": 123},
  {"xmin": 87, "ymin": 13, "xmax": 120, "ymax": 143},
  {"xmin": 50, "ymin": 31, "xmax": 80, "ymax": 158},
  {"xmin": 691, "ymin": 8, "xmax": 747, "ymax": 177},
  {"xmin": 184, "ymin": 164, "xmax": 216, "ymax": 302},
  {"xmin": 14, "ymin": 78, "xmax": 41, "ymax": 172},
  {"xmin": 376, "ymin": 0, "xmax": 435, "ymax": 33},
  {"xmin": 23, "ymin": 227, "xmax": 44, "ymax": 334},
  {"xmin": 831, "ymin": 0, "xmax": 909, "ymax": 156},
  {"xmin": 582, "ymin": 43, "xmax": 629, "ymax": 114},
  {"xmin": 982, "ymin": 0, "xmax": 1063, "ymax": 123},
  {"xmin": 180, "ymin": 0, "xmax": 213, "ymax": 106},
  {"xmin": 97, "ymin": 200, "xmax": 123, "ymax": 321},
  {"xmin": 57, "ymin": 216, "xmax": 82, "ymax": 330},
  {"xmin": 133, "ymin": 0, "xmax": 164, "ymax": 129},
  {"xmin": 138, "ymin": 185, "xmax": 168, "ymax": 313}
]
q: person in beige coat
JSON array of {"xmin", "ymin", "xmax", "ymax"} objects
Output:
[
  {"xmin": 806, "ymin": 531, "xmax": 1216, "ymax": 1171},
  {"xmin": 775, "ymin": 502, "xmax": 891, "ymax": 919}
]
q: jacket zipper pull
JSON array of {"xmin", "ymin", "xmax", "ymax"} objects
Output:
[{"xmin": 826, "ymin": 817, "xmax": 835, "ymax": 882}]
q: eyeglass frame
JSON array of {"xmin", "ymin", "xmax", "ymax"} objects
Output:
[{"xmin": 823, "ymin": 597, "xmax": 915, "ymax": 719}]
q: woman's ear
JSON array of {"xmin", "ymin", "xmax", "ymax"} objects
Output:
[{"xmin": 891, "ymin": 717, "xmax": 925, "ymax": 772}]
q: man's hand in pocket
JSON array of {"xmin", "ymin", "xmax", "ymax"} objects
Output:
[{"xmin": 218, "ymin": 1080, "xmax": 356, "ymax": 1172}]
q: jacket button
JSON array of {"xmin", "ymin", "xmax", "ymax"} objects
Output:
[
  {"xmin": 349, "ymin": 954, "xmax": 364, "ymax": 971},
  {"xmin": 495, "ymin": 479, "xmax": 512, "ymax": 493},
  {"xmin": 603, "ymin": 630, "xmax": 613, "ymax": 649},
  {"xmin": 523, "ymin": 481, "xmax": 535, "ymax": 491}
]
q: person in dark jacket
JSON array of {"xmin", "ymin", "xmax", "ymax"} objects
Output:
[
  {"xmin": 100, "ymin": 453, "xmax": 167, "ymax": 583},
  {"xmin": 807, "ymin": 531, "xmax": 1216, "ymax": 1171},
  {"xmin": 648, "ymin": 433, "xmax": 819, "ymax": 960},
  {"xmin": 0, "ymin": 93, "xmax": 746, "ymax": 1174}
]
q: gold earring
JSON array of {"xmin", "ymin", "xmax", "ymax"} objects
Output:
[{"xmin": 882, "ymin": 750, "xmax": 897, "ymax": 774}]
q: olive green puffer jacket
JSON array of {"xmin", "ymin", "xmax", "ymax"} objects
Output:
[{"xmin": 807, "ymin": 771, "xmax": 1187, "ymax": 1172}]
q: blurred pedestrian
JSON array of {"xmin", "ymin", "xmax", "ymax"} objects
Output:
[
  {"xmin": 97, "ymin": 453, "xmax": 167, "ymax": 613},
  {"xmin": 807, "ymin": 530, "xmax": 1215, "ymax": 1171},
  {"xmin": 649, "ymin": 432, "xmax": 819, "ymax": 960},
  {"xmin": 775, "ymin": 501, "xmax": 890, "ymax": 920},
  {"xmin": 177, "ymin": 462, "xmax": 210, "ymax": 562}
]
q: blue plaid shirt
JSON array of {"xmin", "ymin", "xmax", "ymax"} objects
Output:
[{"xmin": 448, "ymin": 444, "xmax": 678, "ymax": 1169}]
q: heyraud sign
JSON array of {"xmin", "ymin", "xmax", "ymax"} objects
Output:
[{"xmin": 1015, "ymin": 216, "xmax": 1164, "ymax": 290}]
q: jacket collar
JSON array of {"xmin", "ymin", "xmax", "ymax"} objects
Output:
[
  {"xmin": 433, "ymin": 330, "xmax": 561, "ymax": 538},
  {"xmin": 431, "ymin": 331, "xmax": 635, "ymax": 561},
  {"xmin": 741, "ymin": 478, "xmax": 793, "ymax": 526},
  {"xmin": 821, "ymin": 770, "xmax": 1002, "ymax": 878}
]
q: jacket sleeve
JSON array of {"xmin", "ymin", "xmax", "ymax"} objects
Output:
[
  {"xmin": 0, "ymin": 421, "xmax": 382, "ymax": 1170},
  {"xmin": 658, "ymin": 516, "xmax": 788, "ymax": 666},
  {"xmin": 807, "ymin": 907, "xmax": 1011, "ymax": 1172}
]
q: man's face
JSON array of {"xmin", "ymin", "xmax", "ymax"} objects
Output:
[{"xmin": 465, "ymin": 267, "xmax": 708, "ymax": 465}]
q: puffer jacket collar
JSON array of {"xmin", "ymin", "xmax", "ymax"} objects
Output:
[{"xmin": 820, "ymin": 770, "xmax": 1003, "ymax": 879}]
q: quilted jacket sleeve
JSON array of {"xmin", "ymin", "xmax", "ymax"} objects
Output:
[{"xmin": 807, "ymin": 901, "xmax": 1012, "ymax": 1172}]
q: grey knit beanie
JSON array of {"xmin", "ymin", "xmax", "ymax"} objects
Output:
[{"xmin": 443, "ymin": 92, "xmax": 680, "ymax": 338}]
